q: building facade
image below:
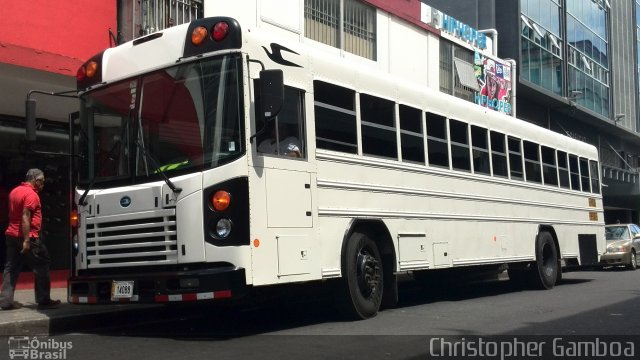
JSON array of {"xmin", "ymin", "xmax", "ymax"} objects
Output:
[
  {"xmin": 0, "ymin": 0, "xmax": 201, "ymax": 270},
  {"xmin": 425, "ymin": 0, "xmax": 640, "ymax": 224}
]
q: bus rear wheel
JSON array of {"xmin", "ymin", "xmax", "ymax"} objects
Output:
[
  {"xmin": 529, "ymin": 231, "xmax": 558, "ymax": 290},
  {"xmin": 339, "ymin": 231, "xmax": 384, "ymax": 319}
]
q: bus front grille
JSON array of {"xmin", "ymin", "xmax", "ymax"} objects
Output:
[{"xmin": 85, "ymin": 209, "xmax": 178, "ymax": 268}]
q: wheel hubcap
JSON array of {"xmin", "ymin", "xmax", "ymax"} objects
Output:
[
  {"xmin": 542, "ymin": 244, "xmax": 555, "ymax": 277},
  {"xmin": 356, "ymin": 249, "xmax": 380, "ymax": 298}
]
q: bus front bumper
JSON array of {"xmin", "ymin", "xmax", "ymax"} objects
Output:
[{"xmin": 68, "ymin": 266, "xmax": 248, "ymax": 304}]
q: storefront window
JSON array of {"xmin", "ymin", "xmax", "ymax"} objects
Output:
[{"xmin": 520, "ymin": 0, "xmax": 563, "ymax": 96}]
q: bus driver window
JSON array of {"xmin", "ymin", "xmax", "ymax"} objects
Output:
[{"xmin": 256, "ymin": 86, "xmax": 305, "ymax": 158}]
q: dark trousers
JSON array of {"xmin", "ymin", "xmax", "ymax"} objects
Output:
[{"xmin": 0, "ymin": 236, "xmax": 52, "ymax": 306}]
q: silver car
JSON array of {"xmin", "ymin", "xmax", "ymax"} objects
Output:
[{"xmin": 600, "ymin": 224, "xmax": 640, "ymax": 270}]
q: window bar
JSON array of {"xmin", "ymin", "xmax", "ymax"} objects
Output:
[{"xmin": 339, "ymin": 0, "xmax": 344, "ymax": 51}]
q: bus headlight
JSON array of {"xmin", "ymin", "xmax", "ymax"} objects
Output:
[
  {"xmin": 216, "ymin": 218, "xmax": 233, "ymax": 238},
  {"xmin": 72, "ymin": 234, "xmax": 79, "ymax": 254}
]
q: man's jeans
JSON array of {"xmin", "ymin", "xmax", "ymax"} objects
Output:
[{"xmin": 0, "ymin": 236, "xmax": 52, "ymax": 306}]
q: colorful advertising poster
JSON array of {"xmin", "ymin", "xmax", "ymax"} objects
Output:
[{"xmin": 474, "ymin": 52, "xmax": 512, "ymax": 115}]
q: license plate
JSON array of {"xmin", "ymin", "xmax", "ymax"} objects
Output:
[{"xmin": 111, "ymin": 281, "xmax": 134, "ymax": 300}]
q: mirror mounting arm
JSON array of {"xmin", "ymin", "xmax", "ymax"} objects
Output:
[{"xmin": 25, "ymin": 89, "xmax": 78, "ymax": 142}]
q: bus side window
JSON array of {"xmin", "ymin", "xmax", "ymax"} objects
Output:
[
  {"xmin": 471, "ymin": 125, "xmax": 490, "ymax": 175},
  {"xmin": 450, "ymin": 119, "xmax": 471, "ymax": 172},
  {"xmin": 541, "ymin": 146, "xmax": 558, "ymax": 187},
  {"xmin": 426, "ymin": 112, "xmax": 449, "ymax": 169},
  {"xmin": 508, "ymin": 136, "xmax": 523, "ymax": 180},
  {"xmin": 490, "ymin": 131, "xmax": 508, "ymax": 178},
  {"xmin": 589, "ymin": 160, "xmax": 600, "ymax": 194},
  {"xmin": 256, "ymin": 86, "xmax": 306, "ymax": 158},
  {"xmin": 360, "ymin": 93, "xmax": 396, "ymax": 160},
  {"xmin": 314, "ymin": 80, "xmax": 357, "ymax": 153},
  {"xmin": 579, "ymin": 157, "xmax": 591, "ymax": 192},
  {"xmin": 557, "ymin": 150, "xmax": 570, "ymax": 188},
  {"xmin": 399, "ymin": 104, "xmax": 424, "ymax": 164},
  {"xmin": 523, "ymin": 141, "xmax": 541, "ymax": 184},
  {"xmin": 568, "ymin": 154, "xmax": 581, "ymax": 191}
]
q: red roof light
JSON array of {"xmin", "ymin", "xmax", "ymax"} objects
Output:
[
  {"xmin": 76, "ymin": 66, "xmax": 86, "ymax": 82},
  {"xmin": 212, "ymin": 22, "xmax": 229, "ymax": 42}
]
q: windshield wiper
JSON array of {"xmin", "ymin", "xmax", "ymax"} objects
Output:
[
  {"xmin": 134, "ymin": 140, "xmax": 182, "ymax": 194},
  {"xmin": 78, "ymin": 177, "xmax": 96, "ymax": 206}
]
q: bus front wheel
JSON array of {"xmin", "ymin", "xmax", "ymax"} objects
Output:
[
  {"xmin": 529, "ymin": 231, "xmax": 558, "ymax": 290},
  {"xmin": 340, "ymin": 231, "xmax": 384, "ymax": 320}
]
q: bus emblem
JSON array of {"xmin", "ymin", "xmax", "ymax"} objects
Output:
[
  {"xmin": 262, "ymin": 43, "xmax": 302, "ymax": 68},
  {"xmin": 120, "ymin": 196, "xmax": 132, "ymax": 208}
]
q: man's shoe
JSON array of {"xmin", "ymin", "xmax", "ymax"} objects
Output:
[
  {"xmin": 37, "ymin": 299, "xmax": 61, "ymax": 310},
  {"xmin": 1, "ymin": 301, "xmax": 23, "ymax": 310}
]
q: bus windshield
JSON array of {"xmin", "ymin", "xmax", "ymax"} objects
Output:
[{"xmin": 78, "ymin": 54, "xmax": 244, "ymax": 185}]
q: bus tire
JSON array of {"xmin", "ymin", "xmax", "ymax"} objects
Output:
[
  {"xmin": 529, "ymin": 231, "xmax": 558, "ymax": 290},
  {"xmin": 340, "ymin": 231, "xmax": 384, "ymax": 319},
  {"xmin": 556, "ymin": 260, "xmax": 563, "ymax": 283}
]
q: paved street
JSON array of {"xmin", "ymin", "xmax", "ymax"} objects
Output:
[{"xmin": 1, "ymin": 268, "xmax": 638, "ymax": 359}]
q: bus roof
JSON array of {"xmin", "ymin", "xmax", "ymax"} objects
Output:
[{"xmin": 90, "ymin": 17, "xmax": 598, "ymax": 161}]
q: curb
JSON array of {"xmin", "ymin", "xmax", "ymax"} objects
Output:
[
  {"xmin": 48, "ymin": 305, "xmax": 165, "ymax": 335},
  {"xmin": 0, "ymin": 304, "xmax": 164, "ymax": 336}
]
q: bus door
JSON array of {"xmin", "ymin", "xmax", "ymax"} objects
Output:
[{"xmin": 249, "ymin": 85, "xmax": 317, "ymax": 285}]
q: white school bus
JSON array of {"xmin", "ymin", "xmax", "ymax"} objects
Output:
[{"xmin": 54, "ymin": 16, "xmax": 603, "ymax": 319}]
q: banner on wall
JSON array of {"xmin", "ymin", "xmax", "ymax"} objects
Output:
[{"xmin": 474, "ymin": 52, "xmax": 512, "ymax": 115}]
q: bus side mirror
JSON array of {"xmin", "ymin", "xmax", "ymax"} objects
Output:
[
  {"xmin": 26, "ymin": 98, "xmax": 37, "ymax": 142},
  {"xmin": 259, "ymin": 69, "xmax": 284, "ymax": 121}
]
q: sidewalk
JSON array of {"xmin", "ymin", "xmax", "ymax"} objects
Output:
[
  {"xmin": 0, "ymin": 273, "xmax": 163, "ymax": 336},
  {"xmin": 0, "ymin": 270, "xmax": 69, "ymax": 290}
]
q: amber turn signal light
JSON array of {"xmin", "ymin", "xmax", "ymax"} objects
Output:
[
  {"xmin": 85, "ymin": 61, "xmax": 98, "ymax": 78},
  {"xmin": 212, "ymin": 190, "xmax": 231, "ymax": 211},
  {"xmin": 191, "ymin": 26, "xmax": 208, "ymax": 46},
  {"xmin": 70, "ymin": 210, "xmax": 79, "ymax": 228}
]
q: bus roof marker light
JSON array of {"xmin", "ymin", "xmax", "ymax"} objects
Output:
[
  {"xmin": 85, "ymin": 61, "xmax": 98, "ymax": 78},
  {"xmin": 212, "ymin": 190, "xmax": 231, "ymax": 211},
  {"xmin": 191, "ymin": 26, "xmax": 208, "ymax": 46},
  {"xmin": 212, "ymin": 22, "xmax": 229, "ymax": 42},
  {"xmin": 76, "ymin": 66, "xmax": 86, "ymax": 82}
]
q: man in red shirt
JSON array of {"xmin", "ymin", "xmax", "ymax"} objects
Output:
[{"xmin": 0, "ymin": 168, "xmax": 60, "ymax": 310}]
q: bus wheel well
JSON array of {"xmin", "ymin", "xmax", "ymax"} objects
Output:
[
  {"xmin": 538, "ymin": 225, "xmax": 560, "ymax": 257},
  {"xmin": 343, "ymin": 219, "xmax": 398, "ymax": 309},
  {"xmin": 538, "ymin": 224, "xmax": 562, "ymax": 284}
]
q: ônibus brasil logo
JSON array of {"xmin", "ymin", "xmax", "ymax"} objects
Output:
[{"xmin": 8, "ymin": 336, "xmax": 72, "ymax": 360}]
